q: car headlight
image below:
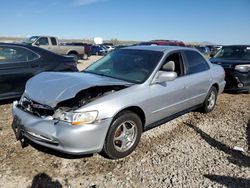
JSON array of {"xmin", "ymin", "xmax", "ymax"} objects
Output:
[
  {"xmin": 54, "ymin": 110, "xmax": 98, "ymax": 125},
  {"xmin": 235, "ymin": 64, "xmax": 250, "ymax": 72}
]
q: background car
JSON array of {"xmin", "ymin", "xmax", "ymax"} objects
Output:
[
  {"xmin": 138, "ymin": 40, "xmax": 186, "ymax": 47},
  {"xmin": 210, "ymin": 45, "xmax": 250, "ymax": 93},
  {"xmin": 195, "ymin": 46, "xmax": 211, "ymax": 56},
  {"xmin": 104, "ymin": 45, "xmax": 115, "ymax": 52},
  {"xmin": 23, "ymin": 36, "xmax": 87, "ymax": 61},
  {"xmin": 64, "ymin": 42, "xmax": 92, "ymax": 59},
  {"xmin": 91, "ymin": 45, "xmax": 107, "ymax": 55},
  {"xmin": 0, "ymin": 43, "xmax": 78, "ymax": 100}
]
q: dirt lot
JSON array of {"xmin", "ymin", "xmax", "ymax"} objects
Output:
[
  {"xmin": 77, "ymin": 55, "xmax": 102, "ymax": 71},
  {"xmin": 0, "ymin": 56, "xmax": 249, "ymax": 188}
]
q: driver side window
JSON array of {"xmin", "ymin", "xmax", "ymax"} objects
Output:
[
  {"xmin": 161, "ymin": 52, "xmax": 184, "ymax": 76},
  {"xmin": 36, "ymin": 37, "xmax": 49, "ymax": 45}
]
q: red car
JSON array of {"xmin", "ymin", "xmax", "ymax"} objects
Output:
[{"xmin": 139, "ymin": 40, "xmax": 185, "ymax": 47}]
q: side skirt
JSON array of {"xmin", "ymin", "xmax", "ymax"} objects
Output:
[{"xmin": 144, "ymin": 104, "xmax": 203, "ymax": 131}]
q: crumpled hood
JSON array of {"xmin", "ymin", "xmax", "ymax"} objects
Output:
[{"xmin": 25, "ymin": 72, "xmax": 131, "ymax": 107}]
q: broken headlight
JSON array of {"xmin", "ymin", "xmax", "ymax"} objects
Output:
[{"xmin": 54, "ymin": 110, "xmax": 98, "ymax": 125}]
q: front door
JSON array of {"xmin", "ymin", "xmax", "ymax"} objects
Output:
[{"xmin": 145, "ymin": 52, "xmax": 189, "ymax": 125}]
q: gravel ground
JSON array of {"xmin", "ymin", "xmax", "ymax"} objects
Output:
[{"xmin": 0, "ymin": 56, "xmax": 249, "ymax": 188}]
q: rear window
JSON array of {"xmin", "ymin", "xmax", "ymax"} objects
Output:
[
  {"xmin": 0, "ymin": 46, "xmax": 39, "ymax": 62},
  {"xmin": 184, "ymin": 50, "xmax": 209, "ymax": 74}
]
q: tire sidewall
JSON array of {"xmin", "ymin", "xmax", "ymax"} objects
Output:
[
  {"xmin": 103, "ymin": 112, "xmax": 142, "ymax": 159},
  {"xmin": 204, "ymin": 87, "xmax": 218, "ymax": 113}
]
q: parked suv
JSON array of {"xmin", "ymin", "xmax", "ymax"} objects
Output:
[
  {"xmin": 12, "ymin": 46, "xmax": 225, "ymax": 159},
  {"xmin": 210, "ymin": 45, "xmax": 250, "ymax": 93}
]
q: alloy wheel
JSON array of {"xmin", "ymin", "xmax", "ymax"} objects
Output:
[{"xmin": 113, "ymin": 120, "xmax": 138, "ymax": 152}]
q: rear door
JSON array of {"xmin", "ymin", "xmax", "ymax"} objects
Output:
[
  {"xmin": 182, "ymin": 50, "xmax": 212, "ymax": 108},
  {"xmin": 0, "ymin": 45, "xmax": 40, "ymax": 99}
]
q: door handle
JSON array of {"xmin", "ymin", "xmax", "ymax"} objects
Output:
[{"xmin": 184, "ymin": 85, "xmax": 189, "ymax": 89}]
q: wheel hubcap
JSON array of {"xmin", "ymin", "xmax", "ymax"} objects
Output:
[
  {"xmin": 207, "ymin": 91, "xmax": 216, "ymax": 109},
  {"xmin": 113, "ymin": 120, "xmax": 137, "ymax": 152}
]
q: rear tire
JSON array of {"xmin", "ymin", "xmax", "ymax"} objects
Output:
[
  {"xmin": 101, "ymin": 111, "xmax": 142, "ymax": 159},
  {"xmin": 201, "ymin": 86, "xmax": 218, "ymax": 113}
]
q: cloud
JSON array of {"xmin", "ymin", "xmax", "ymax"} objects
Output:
[{"xmin": 73, "ymin": 0, "xmax": 109, "ymax": 6}]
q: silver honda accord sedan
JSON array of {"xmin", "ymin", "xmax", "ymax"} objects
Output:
[{"xmin": 12, "ymin": 46, "xmax": 226, "ymax": 159}]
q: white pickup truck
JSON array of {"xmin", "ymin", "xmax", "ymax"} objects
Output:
[{"xmin": 23, "ymin": 36, "xmax": 87, "ymax": 61}]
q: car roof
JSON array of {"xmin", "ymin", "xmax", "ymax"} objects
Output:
[
  {"xmin": 0, "ymin": 42, "xmax": 31, "ymax": 47},
  {"xmin": 122, "ymin": 45, "xmax": 190, "ymax": 52}
]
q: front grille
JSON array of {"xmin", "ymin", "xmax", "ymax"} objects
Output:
[{"xmin": 19, "ymin": 97, "xmax": 54, "ymax": 117}]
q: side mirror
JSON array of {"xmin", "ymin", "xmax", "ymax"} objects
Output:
[
  {"xmin": 35, "ymin": 42, "xmax": 40, "ymax": 46},
  {"xmin": 152, "ymin": 71, "xmax": 177, "ymax": 84},
  {"xmin": 210, "ymin": 53, "xmax": 214, "ymax": 58}
]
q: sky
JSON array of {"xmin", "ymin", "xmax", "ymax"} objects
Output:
[{"xmin": 1, "ymin": 0, "xmax": 250, "ymax": 44}]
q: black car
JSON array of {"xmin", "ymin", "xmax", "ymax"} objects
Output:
[
  {"xmin": 210, "ymin": 45, "xmax": 250, "ymax": 93},
  {"xmin": 0, "ymin": 43, "xmax": 78, "ymax": 100}
]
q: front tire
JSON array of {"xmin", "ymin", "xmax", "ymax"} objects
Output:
[
  {"xmin": 102, "ymin": 111, "xmax": 142, "ymax": 159},
  {"xmin": 201, "ymin": 86, "xmax": 218, "ymax": 113}
]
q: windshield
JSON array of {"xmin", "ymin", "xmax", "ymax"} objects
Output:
[
  {"xmin": 85, "ymin": 49, "xmax": 163, "ymax": 84},
  {"xmin": 23, "ymin": 36, "xmax": 39, "ymax": 44},
  {"xmin": 214, "ymin": 46, "xmax": 250, "ymax": 60}
]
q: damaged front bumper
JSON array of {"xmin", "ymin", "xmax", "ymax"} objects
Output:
[{"xmin": 11, "ymin": 101, "xmax": 112, "ymax": 155}]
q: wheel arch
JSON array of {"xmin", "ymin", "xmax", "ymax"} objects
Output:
[
  {"xmin": 67, "ymin": 50, "xmax": 78, "ymax": 55},
  {"xmin": 112, "ymin": 106, "xmax": 146, "ymax": 128},
  {"xmin": 211, "ymin": 83, "xmax": 219, "ymax": 92}
]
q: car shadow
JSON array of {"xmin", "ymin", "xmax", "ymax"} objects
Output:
[
  {"xmin": 185, "ymin": 122, "xmax": 250, "ymax": 167},
  {"xmin": 204, "ymin": 174, "xmax": 250, "ymax": 188},
  {"xmin": 31, "ymin": 172, "xmax": 62, "ymax": 188},
  {"xmin": 27, "ymin": 140, "xmax": 93, "ymax": 159},
  {"xmin": 223, "ymin": 90, "xmax": 249, "ymax": 95},
  {"xmin": 247, "ymin": 119, "xmax": 250, "ymax": 153},
  {"xmin": 0, "ymin": 98, "xmax": 19, "ymax": 105},
  {"xmin": 185, "ymin": 122, "xmax": 250, "ymax": 187}
]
